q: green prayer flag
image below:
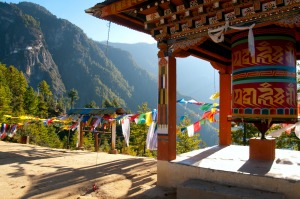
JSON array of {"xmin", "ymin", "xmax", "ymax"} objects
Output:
[
  {"xmin": 137, "ymin": 113, "xmax": 146, "ymax": 124},
  {"xmin": 200, "ymin": 103, "xmax": 213, "ymax": 111},
  {"xmin": 200, "ymin": 119, "xmax": 206, "ymax": 125}
]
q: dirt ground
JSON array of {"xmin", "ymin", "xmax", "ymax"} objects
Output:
[{"xmin": 0, "ymin": 141, "xmax": 176, "ymax": 199}]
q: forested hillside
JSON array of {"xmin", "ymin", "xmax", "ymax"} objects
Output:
[{"xmin": 0, "ymin": 2, "xmax": 219, "ymax": 146}]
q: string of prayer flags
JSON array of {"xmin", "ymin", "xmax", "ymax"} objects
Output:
[
  {"xmin": 177, "ymin": 98, "xmax": 205, "ymax": 105},
  {"xmin": 91, "ymin": 117, "xmax": 101, "ymax": 129},
  {"xmin": 209, "ymin": 92, "xmax": 220, "ymax": 100},
  {"xmin": 268, "ymin": 122, "xmax": 300, "ymax": 138},
  {"xmin": 187, "ymin": 99, "xmax": 205, "ymax": 106},
  {"xmin": 86, "ymin": 116, "xmax": 93, "ymax": 126},
  {"xmin": 70, "ymin": 122, "xmax": 79, "ymax": 131},
  {"xmin": 211, "ymin": 103, "xmax": 220, "ymax": 113},
  {"xmin": 152, "ymin": 109, "xmax": 157, "ymax": 121},
  {"xmin": 8, "ymin": 124, "xmax": 17, "ymax": 138},
  {"xmin": 295, "ymin": 122, "xmax": 300, "ymax": 139},
  {"xmin": 81, "ymin": 115, "xmax": 91, "ymax": 123},
  {"xmin": 179, "ymin": 115, "xmax": 186, "ymax": 122}
]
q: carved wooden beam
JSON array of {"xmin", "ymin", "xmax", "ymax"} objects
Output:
[
  {"xmin": 172, "ymin": 50, "xmax": 191, "ymax": 58},
  {"xmin": 210, "ymin": 61, "xmax": 231, "ymax": 74},
  {"xmin": 115, "ymin": 13, "xmax": 145, "ymax": 26},
  {"xmin": 93, "ymin": 0, "xmax": 147, "ymax": 18},
  {"xmin": 192, "ymin": 46, "xmax": 231, "ymax": 63}
]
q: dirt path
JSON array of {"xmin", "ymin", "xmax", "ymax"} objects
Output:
[{"xmin": 0, "ymin": 141, "xmax": 176, "ymax": 199}]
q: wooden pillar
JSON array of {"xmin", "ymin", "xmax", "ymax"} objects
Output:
[
  {"xmin": 157, "ymin": 42, "xmax": 177, "ymax": 161},
  {"xmin": 219, "ymin": 70, "xmax": 232, "ymax": 145},
  {"xmin": 110, "ymin": 121, "xmax": 118, "ymax": 154},
  {"xmin": 78, "ymin": 122, "xmax": 84, "ymax": 149},
  {"xmin": 94, "ymin": 132, "xmax": 99, "ymax": 152}
]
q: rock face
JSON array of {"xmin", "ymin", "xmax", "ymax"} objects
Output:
[
  {"xmin": 0, "ymin": 2, "xmax": 200, "ymax": 116},
  {"xmin": 0, "ymin": 2, "xmax": 156, "ymax": 110},
  {"xmin": 0, "ymin": 2, "xmax": 65, "ymax": 96}
]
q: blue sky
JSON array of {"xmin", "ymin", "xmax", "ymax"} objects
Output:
[{"xmin": 2, "ymin": 0, "xmax": 156, "ymax": 44}]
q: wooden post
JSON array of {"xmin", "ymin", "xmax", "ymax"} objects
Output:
[
  {"xmin": 110, "ymin": 121, "xmax": 118, "ymax": 154},
  {"xmin": 219, "ymin": 70, "xmax": 232, "ymax": 146},
  {"xmin": 78, "ymin": 122, "xmax": 84, "ymax": 150},
  {"xmin": 94, "ymin": 132, "xmax": 99, "ymax": 152},
  {"xmin": 157, "ymin": 42, "xmax": 177, "ymax": 161}
]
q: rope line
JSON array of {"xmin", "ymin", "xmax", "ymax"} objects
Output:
[{"xmin": 105, "ymin": 22, "xmax": 111, "ymax": 56}]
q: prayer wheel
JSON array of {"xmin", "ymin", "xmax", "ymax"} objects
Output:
[{"xmin": 231, "ymin": 28, "xmax": 297, "ymax": 130}]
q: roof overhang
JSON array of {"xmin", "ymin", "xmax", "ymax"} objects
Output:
[{"xmin": 86, "ymin": 0, "xmax": 300, "ymax": 65}]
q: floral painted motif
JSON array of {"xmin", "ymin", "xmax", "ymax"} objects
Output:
[
  {"xmin": 225, "ymin": 11, "xmax": 236, "ymax": 20},
  {"xmin": 242, "ymin": 7, "xmax": 255, "ymax": 16},
  {"xmin": 262, "ymin": 1, "xmax": 276, "ymax": 11}
]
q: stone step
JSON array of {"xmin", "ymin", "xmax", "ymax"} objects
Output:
[{"xmin": 177, "ymin": 179, "xmax": 285, "ymax": 199}]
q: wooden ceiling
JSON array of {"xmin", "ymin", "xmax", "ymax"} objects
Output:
[{"xmin": 86, "ymin": 0, "xmax": 300, "ymax": 66}]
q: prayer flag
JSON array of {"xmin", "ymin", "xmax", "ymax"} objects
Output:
[
  {"xmin": 187, "ymin": 121, "xmax": 201, "ymax": 137},
  {"xmin": 129, "ymin": 114, "xmax": 139, "ymax": 122},
  {"xmin": 145, "ymin": 112, "xmax": 153, "ymax": 126},
  {"xmin": 187, "ymin": 99, "xmax": 205, "ymax": 106},
  {"xmin": 200, "ymin": 103, "xmax": 213, "ymax": 111},
  {"xmin": 152, "ymin": 109, "xmax": 157, "ymax": 122},
  {"xmin": 121, "ymin": 118, "xmax": 130, "ymax": 146},
  {"xmin": 146, "ymin": 122, "xmax": 157, "ymax": 150},
  {"xmin": 209, "ymin": 92, "xmax": 220, "ymax": 100},
  {"xmin": 136, "ymin": 113, "xmax": 146, "ymax": 124}
]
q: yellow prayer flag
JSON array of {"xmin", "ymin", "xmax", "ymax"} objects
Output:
[
  {"xmin": 213, "ymin": 103, "xmax": 219, "ymax": 107},
  {"xmin": 209, "ymin": 92, "xmax": 220, "ymax": 100},
  {"xmin": 86, "ymin": 116, "xmax": 93, "ymax": 126},
  {"xmin": 211, "ymin": 108, "xmax": 217, "ymax": 113},
  {"xmin": 145, "ymin": 112, "xmax": 153, "ymax": 126}
]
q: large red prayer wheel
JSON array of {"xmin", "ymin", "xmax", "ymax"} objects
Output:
[{"xmin": 231, "ymin": 28, "xmax": 297, "ymax": 123}]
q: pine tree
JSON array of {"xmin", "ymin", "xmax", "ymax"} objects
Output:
[
  {"xmin": 5, "ymin": 66, "xmax": 28, "ymax": 115},
  {"xmin": 129, "ymin": 102, "xmax": 155, "ymax": 157},
  {"xmin": 67, "ymin": 88, "xmax": 79, "ymax": 109},
  {"xmin": 23, "ymin": 86, "xmax": 38, "ymax": 115},
  {"xmin": 176, "ymin": 116, "xmax": 201, "ymax": 154},
  {"xmin": 37, "ymin": 95, "xmax": 48, "ymax": 118},
  {"xmin": 84, "ymin": 100, "xmax": 98, "ymax": 108},
  {"xmin": 231, "ymin": 123, "xmax": 260, "ymax": 145},
  {"xmin": 0, "ymin": 63, "xmax": 12, "ymax": 118}
]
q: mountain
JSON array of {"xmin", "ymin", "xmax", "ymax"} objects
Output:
[
  {"xmin": 0, "ymin": 2, "xmax": 65, "ymax": 96},
  {"xmin": 0, "ymin": 2, "xmax": 218, "ymax": 146},
  {"xmin": 108, "ymin": 42, "xmax": 220, "ymax": 102}
]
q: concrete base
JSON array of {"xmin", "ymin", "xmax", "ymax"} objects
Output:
[
  {"xmin": 109, "ymin": 149, "xmax": 118, "ymax": 154},
  {"xmin": 178, "ymin": 179, "xmax": 285, "ymax": 199},
  {"xmin": 157, "ymin": 145, "xmax": 300, "ymax": 199},
  {"xmin": 249, "ymin": 137, "xmax": 276, "ymax": 161},
  {"xmin": 20, "ymin": 136, "xmax": 30, "ymax": 144}
]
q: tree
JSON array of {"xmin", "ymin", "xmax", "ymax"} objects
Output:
[
  {"xmin": 68, "ymin": 88, "xmax": 79, "ymax": 109},
  {"xmin": 38, "ymin": 80, "xmax": 52, "ymax": 102},
  {"xmin": 231, "ymin": 123, "xmax": 260, "ymax": 145},
  {"xmin": 23, "ymin": 86, "xmax": 38, "ymax": 115},
  {"xmin": 129, "ymin": 102, "xmax": 155, "ymax": 157},
  {"xmin": 276, "ymin": 131, "xmax": 300, "ymax": 151},
  {"xmin": 5, "ymin": 66, "xmax": 28, "ymax": 115},
  {"xmin": 102, "ymin": 98, "xmax": 120, "ymax": 108},
  {"xmin": 84, "ymin": 100, "xmax": 98, "ymax": 108},
  {"xmin": 176, "ymin": 116, "xmax": 201, "ymax": 154},
  {"xmin": 37, "ymin": 95, "xmax": 48, "ymax": 118},
  {"xmin": 0, "ymin": 64, "xmax": 12, "ymax": 118}
]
